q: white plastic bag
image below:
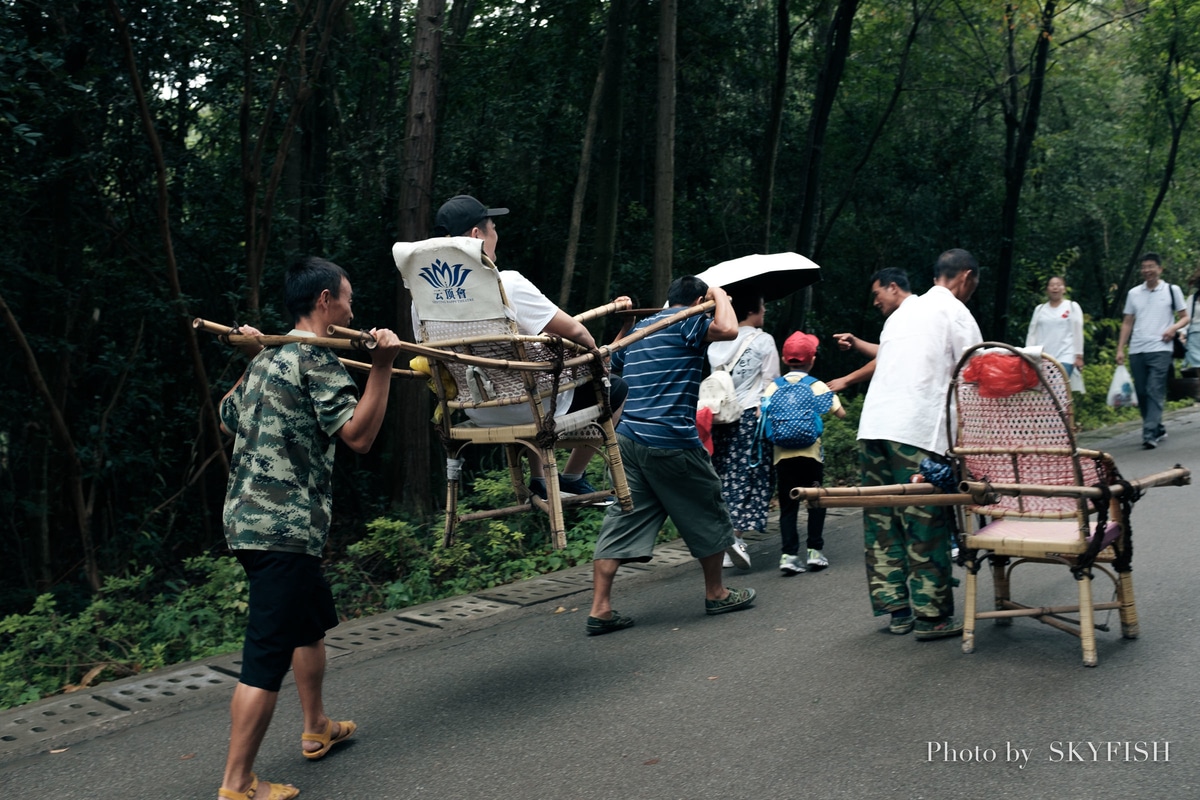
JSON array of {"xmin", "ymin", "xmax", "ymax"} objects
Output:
[
  {"xmin": 1069, "ymin": 366, "xmax": 1086, "ymax": 394},
  {"xmin": 1106, "ymin": 365, "xmax": 1136, "ymax": 408}
]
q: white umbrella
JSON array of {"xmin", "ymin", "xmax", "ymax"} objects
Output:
[{"xmin": 693, "ymin": 252, "xmax": 822, "ymax": 303}]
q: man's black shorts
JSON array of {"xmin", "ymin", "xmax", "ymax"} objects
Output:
[{"xmin": 235, "ymin": 550, "xmax": 338, "ymax": 692}]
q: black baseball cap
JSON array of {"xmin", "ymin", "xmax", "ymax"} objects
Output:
[{"xmin": 432, "ymin": 195, "xmax": 509, "ymax": 237}]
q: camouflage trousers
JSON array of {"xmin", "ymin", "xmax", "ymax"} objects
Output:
[{"xmin": 859, "ymin": 439, "xmax": 954, "ymax": 619}]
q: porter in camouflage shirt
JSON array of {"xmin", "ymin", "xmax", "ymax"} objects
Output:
[{"xmin": 220, "ymin": 331, "xmax": 359, "ymax": 557}]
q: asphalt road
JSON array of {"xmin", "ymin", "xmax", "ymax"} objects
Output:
[{"xmin": 3, "ymin": 408, "xmax": 1198, "ymax": 800}]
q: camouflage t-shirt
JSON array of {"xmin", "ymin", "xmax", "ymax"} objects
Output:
[{"xmin": 220, "ymin": 331, "xmax": 359, "ymax": 556}]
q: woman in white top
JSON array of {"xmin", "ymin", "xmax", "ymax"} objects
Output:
[
  {"xmin": 1025, "ymin": 276, "xmax": 1085, "ymax": 391},
  {"xmin": 706, "ymin": 293, "xmax": 779, "ymax": 568},
  {"xmin": 1183, "ymin": 269, "xmax": 1200, "ymax": 368}
]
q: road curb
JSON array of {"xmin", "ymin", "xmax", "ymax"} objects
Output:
[{"xmin": 0, "ymin": 536, "xmax": 716, "ymax": 762}]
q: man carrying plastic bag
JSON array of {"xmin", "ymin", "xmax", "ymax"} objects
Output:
[{"xmin": 1106, "ymin": 365, "xmax": 1137, "ymax": 409}]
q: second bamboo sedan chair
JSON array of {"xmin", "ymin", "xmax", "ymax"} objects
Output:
[{"xmin": 795, "ymin": 342, "xmax": 1189, "ymax": 666}]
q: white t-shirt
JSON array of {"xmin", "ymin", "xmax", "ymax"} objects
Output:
[
  {"xmin": 858, "ymin": 286, "xmax": 982, "ymax": 454},
  {"xmin": 1187, "ymin": 293, "xmax": 1200, "ymax": 337},
  {"xmin": 1025, "ymin": 300, "xmax": 1083, "ymax": 366},
  {"xmin": 707, "ymin": 326, "xmax": 781, "ymax": 410},
  {"xmin": 1123, "ymin": 281, "xmax": 1186, "ymax": 355}
]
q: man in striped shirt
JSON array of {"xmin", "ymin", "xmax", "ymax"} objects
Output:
[{"xmin": 585, "ymin": 276, "xmax": 758, "ymax": 636}]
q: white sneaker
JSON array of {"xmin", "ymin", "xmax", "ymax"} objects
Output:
[
  {"xmin": 725, "ymin": 537, "xmax": 751, "ymax": 569},
  {"xmin": 779, "ymin": 554, "xmax": 806, "ymax": 574},
  {"xmin": 806, "ymin": 548, "xmax": 829, "ymax": 570}
]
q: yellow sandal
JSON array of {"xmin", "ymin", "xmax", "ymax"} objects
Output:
[
  {"xmin": 218, "ymin": 773, "xmax": 299, "ymax": 800},
  {"xmin": 301, "ymin": 718, "xmax": 356, "ymax": 760}
]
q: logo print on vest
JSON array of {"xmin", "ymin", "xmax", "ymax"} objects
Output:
[{"xmin": 419, "ymin": 259, "xmax": 473, "ymax": 302}]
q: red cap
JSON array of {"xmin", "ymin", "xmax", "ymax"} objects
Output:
[{"xmin": 782, "ymin": 331, "xmax": 819, "ymax": 364}]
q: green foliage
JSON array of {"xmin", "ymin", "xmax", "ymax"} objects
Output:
[
  {"xmin": 327, "ymin": 459, "xmax": 613, "ymax": 616},
  {"xmin": 820, "ymin": 395, "xmax": 865, "ymax": 487},
  {"xmin": 0, "ymin": 556, "xmax": 248, "ymax": 710}
]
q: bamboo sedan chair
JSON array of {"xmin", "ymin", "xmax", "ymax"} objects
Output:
[
  {"xmin": 793, "ymin": 342, "xmax": 1188, "ymax": 667},
  {"xmin": 392, "ymin": 237, "xmax": 632, "ymax": 550},
  {"xmin": 948, "ymin": 342, "xmax": 1180, "ymax": 666}
]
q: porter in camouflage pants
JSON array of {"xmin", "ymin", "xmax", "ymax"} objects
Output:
[{"xmin": 859, "ymin": 439, "xmax": 954, "ymax": 619}]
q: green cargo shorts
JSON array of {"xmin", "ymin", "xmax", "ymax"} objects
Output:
[{"xmin": 594, "ymin": 434, "xmax": 736, "ymax": 562}]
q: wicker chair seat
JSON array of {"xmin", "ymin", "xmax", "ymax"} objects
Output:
[{"xmin": 965, "ymin": 518, "xmax": 1122, "ymax": 558}]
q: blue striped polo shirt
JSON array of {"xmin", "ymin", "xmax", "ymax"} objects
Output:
[{"xmin": 612, "ymin": 307, "xmax": 712, "ymax": 449}]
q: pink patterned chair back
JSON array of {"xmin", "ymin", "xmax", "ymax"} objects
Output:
[{"xmin": 949, "ymin": 343, "xmax": 1103, "ymax": 523}]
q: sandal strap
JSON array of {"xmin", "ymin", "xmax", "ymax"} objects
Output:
[
  {"xmin": 218, "ymin": 774, "xmax": 258, "ymax": 800},
  {"xmin": 301, "ymin": 718, "xmax": 332, "ymax": 744}
]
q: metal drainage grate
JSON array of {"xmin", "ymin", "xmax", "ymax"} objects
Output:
[
  {"xmin": 627, "ymin": 546, "xmax": 694, "ymax": 569},
  {"xmin": 475, "ymin": 577, "xmax": 590, "ymax": 607},
  {"xmin": 326, "ymin": 618, "xmax": 437, "ymax": 653},
  {"xmin": 394, "ymin": 597, "xmax": 516, "ymax": 628},
  {"xmin": 94, "ymin": 664, "xmax": 236, "ymax": 710},
  {"xmin": 552, "ymin": 565, "xmax": 645, "ymax": 585},
  {"xmin": 0, "ymin": 695, "xmax": 130, "ymax": 758}
]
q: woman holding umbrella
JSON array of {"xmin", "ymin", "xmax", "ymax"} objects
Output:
[
  {"xmin": 693, "ymin": 252, "xmax": 821, "ymax": 567},
  {"xmin": 706, "ymin": 293, "xmax": 780, "ymax": 568}
]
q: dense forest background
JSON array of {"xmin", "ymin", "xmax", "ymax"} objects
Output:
[{"xmin": 3, "ymin": 0, "xmax": 1200, "ymax": 617}]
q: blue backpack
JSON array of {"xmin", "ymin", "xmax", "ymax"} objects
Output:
[{"xmin": 758, "ymin": 374, "xmax": 833, "ymax": 448}]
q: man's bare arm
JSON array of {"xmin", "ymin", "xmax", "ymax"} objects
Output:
[{"xmin": 826, "ymin": 360, "xmax": 876, "ymax": 393}]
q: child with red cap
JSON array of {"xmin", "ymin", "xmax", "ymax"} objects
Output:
[{"xmin": 768, "ymin": 331, "xmax": 845, "ymax": 574}]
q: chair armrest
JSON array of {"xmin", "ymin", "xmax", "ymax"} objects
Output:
[
  {"xmin": 959, "ymin": 466, "xmax": 1189, "ymax": 502},
  {"xmin": 573, "ymin": 297, "xmax": 634, "ymax": 325}
]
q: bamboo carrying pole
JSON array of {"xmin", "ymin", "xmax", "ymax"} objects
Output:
[
  {"xmin": 398, "ymin": 300, "xmax": 717, "ymax": 374},
  {"xmin": 194, "ymin": 318, "xmax": 421, "ymax": 379},
  {"xmin": 194, "ymin": 318, "xmax": 375, "ymax": 351},
  {"xmin": 792, "ymin": 467, "xmax": 1190, "ymax": 509},
  {"xmin": 792, "ymin": 482, "xmax": 943, "ymax": 499},
  {"xmin": 326, "ymin": 324, "xmax": 379, "ymax": 349},
  {"xmin": 789, "ymin": 482, "xmax": 977, "ymax": 508},
  {"xmin": 574, "ymin": 297, "xmax": 634, "ymax": 325}
]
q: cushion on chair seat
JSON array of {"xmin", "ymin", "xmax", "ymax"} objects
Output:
[
  {"xmin": 449, "ymin": 405, "xmax": 607, "ymax": 442},
  {"xmin": 965, "ymin": 518, "xmax": 1121, "ymax": 557}
]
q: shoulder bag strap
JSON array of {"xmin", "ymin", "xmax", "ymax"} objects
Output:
[{"xmin": 719, "ymin": 330, "xmax": 760, "ymax": 372}]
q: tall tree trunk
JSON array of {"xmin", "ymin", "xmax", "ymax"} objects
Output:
[
  {"xmin": 0, "ymin": 291, "xmax": 98, "ymax": 592},
  {"xmin": 993, "ymin": 1, "xmax": 1055, "ymax": 341},
  {"xmin": 790, "ymin": 0, "xmax": 857, "ymax": 258},
  {"xmin": 651, "ymin": 0, "xmax": 677, "ymax": 306},
  {"xmin": 585, "ymin": 0, "xmax": 639, "ymax": 318},
  {"xmin": 389, "ymin": 0, "xmax": 445, "ymax": 515},
  {"xmin": 108, "ymin": 1, "xmax": 228, "ymax": 481},
  {"xmin": 241, "ymin": 0, "xmax": 349, "ymax": 312},
  {"xmin": 815, "ymin": 0, "xmax": 934, "ymax": 260},
  {"xmin": 759, "ymin": 0, "xmax": 793, "ymax": 252},
  {"xmin": 783, "ymin": 0, "xmax": 858, "ymax": 333},
  {"xmin": 560, "ymin": 62, "xmax": 606, "ymax": 307}
]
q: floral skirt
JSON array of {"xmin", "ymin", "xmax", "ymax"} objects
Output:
[{"xmin": 710, "ymin": 408, "xmax": 773, "ymax": 532}]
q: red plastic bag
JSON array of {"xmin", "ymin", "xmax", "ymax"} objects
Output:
[
  {"xmin": 961, "ymin": 352, "xmax": 1039, "ymax": 398},
  {"xmin": 695, "ymin": 406, "xmax": 715, "ymax": 455}
]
